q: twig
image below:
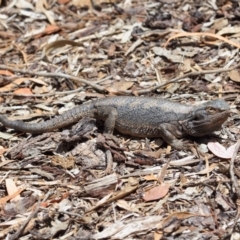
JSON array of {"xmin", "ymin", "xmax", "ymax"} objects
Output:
[
  {"xmin": 164, "ymin": 32, "xmax": 240, "ymax": 49},
  {"xmin": 0, "ymin": 63, "xmax": 239, "ymax": 96},
  {"xmin": 134, "ymin": 62, "xmax": 240, "ymax": 95},
  {"xmin": 105, "ymin": 150, "xmax": 113, "ymax": 174},
  {"xmin": 0, "ymin": 64, "xmax": 105, "ymax": 93},
  {"xmin": 8, "ymin": 201, "xmax": 40, "ymax": 240},
  {"xmin": 0, "ymin": 87, "xmax": 84, "ymax": 97}
]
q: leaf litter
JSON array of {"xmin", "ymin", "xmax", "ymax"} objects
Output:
[{"xmin": 0, "ymin": 0, "xmax": 240, "ymax": 239}]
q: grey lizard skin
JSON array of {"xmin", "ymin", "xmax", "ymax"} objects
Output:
[{"xmin": 0, "ymin": 97, "xmax": 230, "ymax": 149}]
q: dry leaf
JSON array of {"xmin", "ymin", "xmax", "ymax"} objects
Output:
[
  {"xmin": 0, "ymin": 132, "xmax": 15, "ymax": 140},
  {"xmin": 0, "ymin": 146, "xmax": 7, "ymax": 156},
  {"xmin": 72, "ymin": 0, "xmax": 92, "ymax": 7},
  {"xmin": 110, "ymin": 81, "xmax": 134, "ymax": 91},
  {"xmin": 0, "ymin": 70, "xmax": 14, "ymax": 76},
  {"xmin": 42, "ymin": 39, "xmax": 82, "ymax": 61},
  {"xmin": 197, "ymin": 163, "xmax": 218, "ymax": 175},
  {"xmin": 87, "ymin": 178, "xmax": 138, "ymax": 212},
  {"xmin": 213, "ymin": 18, "xmax": 228, "ymax": 31},
  {"xmin": 154, "ymin": 231, "xmax": 163, "ymax": 240},
  {"xmin": 0, "ymin": 78, "xmax": 27, "ymax": 92},
  {"xmin": 228, "ymin": 70, "xmax": 240, "ymax": 83},
  {"xmin": 0, "ymin": 160, "xmax": 15, "ymax": 168},
  {"xmin": 143, "ymin": 174, "xmax": 158, "ymax": 181},
  {"xmin": 208, "ymin": 142, "xmax": 237, "ymax": 159},
  {"xmin": 15, "ymin": 0, "xmax": 34, "ymax": 9},
  {"xmin": 143, "ymin": 184, "xmax": 170, "ymax": 202},
  {"xmin": 0, "ymin": 188, "xmax": 25, "ymax": 205},
  {"xmin": 34, "ymin": 25, "xmax": 60, "ymax": 38},
  {"xmin": 13, "ymin": 88, "xmax": 33, "ymax": 95},
  {"xmin": 152, "ymin": 47, "xmax": 183, "ymax": 63},
  {"xmin": 116, "ymin": 199, "xmax": 140, "ymax": 213},
  {"xmin": 36, "ymin": 0, "xmax": 56, "ymax": 24},
  {"xmin": 40, "ymin": 202, "xmax": 49, "ymax": 208},
  {"xmin": 217, "ymin": 26, "xmax": 240, "ymax": 36},
  {"xmin": 93, "ymin": 216, "xmax": 163, "ymax": 239},
  {"xmin": 5, "ymin": 179, "xmax": 20, "ymax": 201}
]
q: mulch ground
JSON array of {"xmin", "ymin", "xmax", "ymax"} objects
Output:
[{"xmin": 0, "ymin": 0, "xmax": 240, "ymax": 239}]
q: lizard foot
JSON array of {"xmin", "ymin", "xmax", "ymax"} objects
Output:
[{"xmin": 170, "ymin": 139, "xmax": 191, "ymax": 151}]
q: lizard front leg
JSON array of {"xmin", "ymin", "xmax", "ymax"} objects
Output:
[
  {"xmin": 95, "ymin": 106, "xmax": 118, "ymax": 134},
  {"xmin": 158, "ymin": 123, "xmax": 187, "ymax": 150}
]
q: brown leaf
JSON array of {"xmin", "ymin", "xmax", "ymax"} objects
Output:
[
  {"xmin": 0, "ymin": 70, "xmax": 14, "ymax": 76},
  {"xmin": 34, "ymin": 25, "xmax": 61, "ymax": 39},
  {"xmin": 0, "ymin": 187, "xmax": 25, "ymax": 205},
  {"xmin": 143, "ymin": 174, "xmax": 158, "ymax": 181},
  {"xmin": 0, "ymin": 78, "xmax": 25, "ymax": 92},
  {"xmin": 107, "ymin": 81, "xmax": 134, "ymax": 92},
  {"xmin": 108, "ymin": 43, "xmax": 116, "ymax": 57},
  {"xmin": 0, "ymin": 146, "xmax": 7, "ymax": 156},
  {"xmin": 143, "ymin": 184, "xmax": 170, "ymax": 202},
  {"xmin": 213, "ymin": 18, "xmax": 228, "ymax": 31},
  {"xmin": 13, "ymin": 88, "xmax": 33, "ymax": 95},
  {"xmin": 228, "ymin": 70, "xmax": 240, "ymax": 83}
]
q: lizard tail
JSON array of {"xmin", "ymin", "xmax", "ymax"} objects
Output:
[{"xmin": 0, "ymin": 103, "xmax": 95, "ymax": 133}]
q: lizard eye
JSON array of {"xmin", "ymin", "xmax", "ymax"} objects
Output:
[{"xmin": 206, "ymin": 107, "xmax": 216, "ymax": 114}]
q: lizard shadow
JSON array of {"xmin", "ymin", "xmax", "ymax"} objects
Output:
[{"xmin": 188, "ymin": 133, "xmax": 225, "ymax": 146}]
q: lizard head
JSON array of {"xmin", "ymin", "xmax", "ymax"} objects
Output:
[{"xmin": 180, "ymin": 99, "xmax": 230, "ymax": 137}]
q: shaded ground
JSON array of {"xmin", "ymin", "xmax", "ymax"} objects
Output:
[{"xmin": 0, "ymin": 0, "xmax": 240, "ymax": 239}]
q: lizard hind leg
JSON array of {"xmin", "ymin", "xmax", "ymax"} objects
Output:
[{"xmin": 95, "ymin": 106, "xmax": 118, "ymax": 134}]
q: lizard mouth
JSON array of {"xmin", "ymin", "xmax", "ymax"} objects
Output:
[{"xmin": 181, "ymin": 110, "xmax": 230, "ymax": 137}]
